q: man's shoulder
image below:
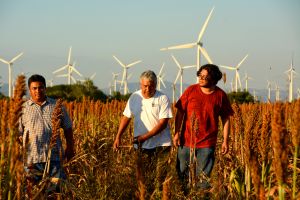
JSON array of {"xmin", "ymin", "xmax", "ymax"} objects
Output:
[
  {"xmin": 46, "ymin": 97, "xmax": 56, "ymax": 104},
  {"xmin": 128, "ymin": 90, "xmax": 142, "ymax": 99},
  {"xmin": 155, "ymin": 90, "xmax": 170, "ymax": 100}
]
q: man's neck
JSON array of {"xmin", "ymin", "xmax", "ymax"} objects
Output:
[
  {"xmin": 200, "ymin": 85, "xmax": 216, "ymax": 94},
  {"xmin": 31, "ymin": 98, "xmax": 46, "ymax": 106}
]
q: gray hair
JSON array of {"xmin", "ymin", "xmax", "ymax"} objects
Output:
[{"xmin": 140, "ymin": 70, "xmax": 157, "ymax": 86}]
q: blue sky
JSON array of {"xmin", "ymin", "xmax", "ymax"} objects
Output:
[{"xmin": 0, "ymin": 0, "xmax": 299, "ymax": 95}]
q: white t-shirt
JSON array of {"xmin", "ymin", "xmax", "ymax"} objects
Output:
[{"xmin": 123, "ymin": 90, "xmax": 173, "ymax": 149}]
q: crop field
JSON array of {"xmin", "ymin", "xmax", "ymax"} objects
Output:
[{"xmin": 0, "ymin": 76, "xmax": 299, "ymax": 199}]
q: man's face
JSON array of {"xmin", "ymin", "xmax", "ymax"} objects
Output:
[
  {"xmin": 198, "ymin": 69, "xmax": 212, "ymax": 87},
  {"xmin": 29, "ymin": 81, "xmax": 46, "ymax": 103},
  {"xmin": 140, "ymin": 78, "xmax": 156, "ymax": 98}
]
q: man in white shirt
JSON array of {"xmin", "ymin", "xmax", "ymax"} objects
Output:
[{"xmin": 113, "ymin": 70, "xmax": 173, "ymax": 198}]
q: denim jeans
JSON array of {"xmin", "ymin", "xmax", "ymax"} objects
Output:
[
  {"xmin": 177, "ymin": 146, "xmax": 215, "ymax": 190},
  {"xmin": 24, "ymin": 161, "xmax": 66, "ymax": 193}
]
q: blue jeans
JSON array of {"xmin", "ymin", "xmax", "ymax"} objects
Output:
[
  {"xmin": 24, "ymin": 161, "xmax": 66, "ymax": 193},
  {"xmin": 177, "ymin": 146, "xmax": 215, "ymax": 190}
]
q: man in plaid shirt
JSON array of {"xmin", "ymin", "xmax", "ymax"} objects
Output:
[{"xmin": 19, "ymin": 74, "xmax": 74, "ymax": 190}]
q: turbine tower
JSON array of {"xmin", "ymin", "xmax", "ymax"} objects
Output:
[
  {"xmin": 220, "ymin": 54, "xmax": 248, "ymax": 92},
  {"xmin": 285, "ymin": 59, "xmax": 296, "ymax": 102},
  {"xmin": 160, "ymin": 7, "xmax": 214, "ymax": 75},
  {"xmin": 157, "ymin": 63, "xmax": 166, "ymax": 91},
  {"xmin": 113, "ymin": 55, "xmax": 141, "ymax": 95},
  {"xmin": 0, "ymin": 52, "xmax": 23, "ymax": 97},
  {"xmin": 172, "ymin": 55, "xmax": 196, "ymax": 96},
  {"xmin": 53, "ymin": 47, "xmax": 83, "ymax": 84}
]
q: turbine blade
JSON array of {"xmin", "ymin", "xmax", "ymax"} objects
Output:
[
  {"xmin": 53, "ymin": 65, "xmax": 68, "ymax": 74},
  {"xmin": 199, "ymin": 46, "xmax": 213, "ymax": 64},
  {"xmin": 56, "ymin": 74, "xmax": 68, "ymax": 77},
  {"xmin": 113, "ymin": 55, "xmax": 126, "ymax": 68},
  {"xmin": 197, "ymin": 7, "xmax": 214, "ymax": 42},
  {"xmin": 68, "ymin": 47, "xmax": 72, "ymax": 64},
  {"xmin": 71, "ymin": 67, "xmax": 82, "ymax": 77},
  {"xmin": 120, "ymin": 70, "xmax": 126, "ymax": 87},
  {"xmin": 161, "ymin": 43, "xmax": 196, "ymax": 51},
  {"xmin": 158, "ymin": 63, "xmax": 165, "ymax": 76},
  {"xmin": 174, "ymin": 71, "xmax": 181, "ymax": 84},
  {"xmin": 237, "ymin": 72, "xmax": 242, "ymax": 89},
  {"xmin": 127, "ymin": 73, "xmax": 132, "ymax": 80},
  {"xmin": 127, "ymin": 60, "xmax": 142, "ymax": 68},
  {"xmin": 0, "ymin": 58, "xmax": 9, "ymax": 64},
  {"xmin": 183, "ymin": 65, "xmax": 196, "ymax": 69},
  {"xmin": 171, "ymin": 55, "xmax": 181, "ymax": 69},
  {"xmin": 161, "ymin": 79, "xmax": 166, "ymax": 88},
  {"xmin": 10, "ymin": 52, "xmax": 24, "ymax": 63},
  {"xmin": 236, "ymin": 54, "xmax": 248, "ymax": 69},
  {"xmin": 71, "ymin": 76, "xmax": 77, "ymax": 83},
  {"xmin": 90, "ymin": 73, "xmax": 96, "ymax": 79},
  {"xmin": 219, "ymin": 65, "xmax": 235, "ymax": 70}
]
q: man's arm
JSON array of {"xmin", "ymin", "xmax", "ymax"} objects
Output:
[
  {"xmin": 135, "ymin": 118, "xmax": 169, "ymax": 143},
  {"xmin": 113, "ymin": 116, "xmax": 131, "ymax": 150},
  {"xmin": 173, "ymin": 109, "xmax": 185, "ymax": 146},
  {"xmin": 64, "ymin": 127, "xmax": 75, "ymax": 161},
  {"xmin": 221, "ymin": 117, "xmax": 230, "ymax": 155}
]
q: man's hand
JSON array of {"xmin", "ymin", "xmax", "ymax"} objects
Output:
[
  {"xmin": 173, "ymin": 132, "xmax": 180, "ymax": 146},
  {"xmin": 113, "ymin": 137, "xmax": 120, "ymax": 150},
  {"xmin": 221, "ymin": 141, "xmax": 229, "ymax": 155},
  {"xmin": 65, "ymin": 145, "xmax": 74, "ymax": 161}
]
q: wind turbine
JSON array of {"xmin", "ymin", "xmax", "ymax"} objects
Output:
[
  {"xmin": 78, "ymin": 73, "xmax": 97, "ymax": 83},
  {"xmin": 53, "ymin": 47, "xmax": 82, "ymax": 85},
  {"xmin": 172, "ymin": 55, "xmax": 196, "ymax": 96},
  {"xmin": 243, "ymin": 72, "xmax": 253, "ymax": 92},
  {"xmin": 47, "ymin": 79, "xmax": 54, "ymax": 87},
  {"xmin": 220, "ymin": 54, "xmax": 248, "ymax": 92},
  {"xmin": 285, "ymin": 59, "xmax": 296, "ymax": 102},
  {"xmin": 0, "ymin": 52, "xmax": 23, "ymax": 97},
  {"xmin": 252, "ymin": 89, "xmax": 258, "ymax": 101},
  {"xmin": 157, "ymin": 63, "xmax": 166, "ymax": 91},
  {"xmin": 275, "ymin": 83, "xmax": 280, "ymax": 101},
  {"xmin": 160, "ymin": 7, "xmax": 214, "ymax": 73},
  {"xmin": 113, "ymin": 55, "xmax": 141, "ymax": 95},
  {"xmin": 111, "ymin": 73, "xmax": 119, "ymax": 93},
  {"xmin": 267, "ymin": 80, "xmax": 272, "ymax": 102}
]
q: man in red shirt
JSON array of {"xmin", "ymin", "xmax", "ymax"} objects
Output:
[{"xmin": 173, "ymin": 64, "xmax": 233, "ymax": 191}]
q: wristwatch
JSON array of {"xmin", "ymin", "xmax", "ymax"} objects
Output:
[{"xmin": 133, "ymin": 137, "xmax": 139, "ymax": 144}]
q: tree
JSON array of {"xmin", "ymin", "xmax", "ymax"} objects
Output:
[
  {"xmin": 108, "ymin": 91, "xmax": 131, "ymax": 101},
  {"xmin": 227, "ymin": 90, "xmax": 255, "ymax": 104},
  {"xmin": 46, "ymin": 80, "xmax": 107, "ymax": 101},
  {"xmin": 0, "ymin": 92, "xmax": 6, "ymax": 99}
]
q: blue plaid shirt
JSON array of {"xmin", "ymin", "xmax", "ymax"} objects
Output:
[{"xmin": 19, "ymin": 97, "xmax": 72, "ymax": 166}]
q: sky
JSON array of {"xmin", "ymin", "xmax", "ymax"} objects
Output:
[{"xmin": 0, "ymin": 0, "xmax": 299, "ymax": 97}]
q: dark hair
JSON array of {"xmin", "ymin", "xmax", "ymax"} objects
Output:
[
  {"xmin": 28, "ymin": 74, "xmax": 46, "ymax": 88},
  {"xmin": 197, "ymin": 64, "xmax": 222, "ymax": 85}
]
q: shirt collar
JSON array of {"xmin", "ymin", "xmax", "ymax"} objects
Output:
[{"xmin": 28, "ymin": 96, "xmax": 51, "ymax": 106}]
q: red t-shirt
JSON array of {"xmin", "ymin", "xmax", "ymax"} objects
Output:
[{"xmin": 175, "ymin": 84, "xmax": 233, "ymax": 148}]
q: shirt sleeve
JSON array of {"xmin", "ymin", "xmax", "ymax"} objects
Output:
[
  {"xmin": 220, "ymin": 92, "xmax": 234, "ymax": 119},
  {"xmin": 62, "ymin": 106, "xmax": 73, "ymax": 130},
  {"xmin": 159, "ymin": 95, "xmax": 173, "ymax": 119},
  {"xmin": 175, "ymin": 86, "xmax": 190, "ymax": 111},
  {"xmin": 123, "ymin": 96, "xmax": 133, "ymax": 118}
]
